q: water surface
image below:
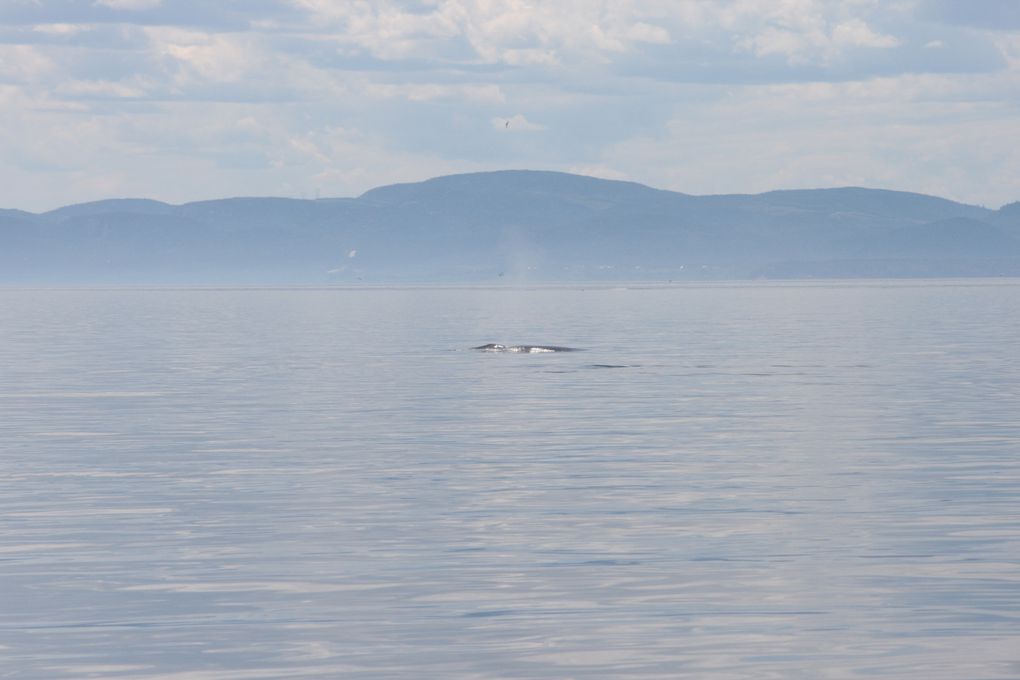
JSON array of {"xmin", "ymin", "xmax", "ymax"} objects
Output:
[{"xmin": 1, "ymin": 281, "xmax": 1019, "ymax": 678}]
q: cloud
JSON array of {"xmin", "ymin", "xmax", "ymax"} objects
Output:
[
  {"xmin": 0, "ymin": 44, "xmax": 56, "ymax": 82},
  {"xmin": 599, "ymin": 73, "xmax": 1020, "ymax": 207},
  {"xmin": 367, "ymin": 82, "xmax": 504, "ymax": 104},
  {"xmin": 733, "ymin": 9, "xmax": 901, "ymax": 65},
  {"xmin": 627, "ymin": 22, "xmax": 671, "ymax": 45},
  {"xmin": 30, "ymin": 22, "xmax": 89, "ymax": 36},
  {"xmin": 831, "ymin": 19, "xmax": 899, "ymax": 49},
  {"xmin": 54, "ymin": 78, "xmax": 148, "ymax": 99},
  {"xmin": 95, "ymin": 0, "xmax": 164, "ymax": 10},
  {"xmin": 288, "ymin": 1, "xmax": 681, "ymax": 68},
  {"xmin": 0, "ymin": 0, "xmax": 300, "ymax": 30},
  {"xmin": 1, "ymin": 1, "xmax": 1019, "ymax": 211},
  {"xmin": 492, "ymin": 113, "xmax": 545, "ymax": 132},
  {"xmin": 153, "ymin": 28, "xmax": 260, "ymax": 84}
]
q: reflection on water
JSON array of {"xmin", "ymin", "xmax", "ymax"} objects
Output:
[{"xmin": 1, "ymin": 282, "xmax": 1019, "ymax": 678}]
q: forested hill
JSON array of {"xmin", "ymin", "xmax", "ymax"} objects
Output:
[{"xmin": 3, "ymin": 170, "xmax": 1018, "ymax": 283}]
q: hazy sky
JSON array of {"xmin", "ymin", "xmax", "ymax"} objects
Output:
[{"xmin": 2, "ymin": 0, "xmax": 1019, "ymax": 211}]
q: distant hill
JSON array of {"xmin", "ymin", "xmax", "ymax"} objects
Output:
[{"xmin": 2, "ymin": 170, "xmax": 1019, "ymax": 284}]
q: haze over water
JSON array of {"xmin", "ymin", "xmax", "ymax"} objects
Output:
[{"xmin": 2, "ymin": 281, "xmax": 1019, "ymax": 679}]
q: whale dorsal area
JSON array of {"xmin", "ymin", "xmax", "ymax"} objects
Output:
[{"xmin": 473, "ymin": 343, "xmax": 579, "ymax": 353}]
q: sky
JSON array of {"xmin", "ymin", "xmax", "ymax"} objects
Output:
[{"xmin": 1, "ymin": 0, "xmax": 1019, "ymax": 212}]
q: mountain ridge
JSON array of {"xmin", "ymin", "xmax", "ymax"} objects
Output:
[{"xmin": 2, "ymin": 170, "xmax": 1018, "ymax": 284}]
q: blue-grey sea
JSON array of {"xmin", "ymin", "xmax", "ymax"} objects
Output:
[{"xmin": 1, "ymin": 281, "xmax": 1019, "ymax": 679}]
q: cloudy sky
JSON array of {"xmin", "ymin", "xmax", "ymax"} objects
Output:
[{"xmin": 1, "ymin": 0, "xmax": 1018, "ymax": 211}]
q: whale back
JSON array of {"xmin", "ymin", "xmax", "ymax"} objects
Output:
[{"xmin": 473, "ymin": 343, "xmax": 579, "ymax": 353}]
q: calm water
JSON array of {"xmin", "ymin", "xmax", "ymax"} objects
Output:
[{"xmin": 1, "ymin": 281, "xmax": 1019, "ymax": 679}]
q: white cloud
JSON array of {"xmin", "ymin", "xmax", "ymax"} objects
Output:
[
  {"xmin": 732, "ymin": 4, "xmax": 899, "ymax": 63},
  {"xmin": 31, "ymin": 23, "xmax": 90, "ymax": 36},
  {"xmin": 0, "ymin": 44, "xmax": 56, "ymax": 82},
  {"xmin": 599, "ymin": 73, "xmax": 1020, "ymax": 207},
  {"xmin": 94, "ymin": 0, "xmax": 164, "ymax": 10},
  {"xmin": 492, "ymin": 114, "xmax": 546, "ymax": 132},
  {"xmin": 55, "ymin": 78, "xmax": 148, "ymax": 99},
  {"xmin": 0, "ymin": 1, "xmax": 1018, "ymax": 211},
  {"xmin": 290, "ymin": 1, "xmax": 683, "ymax": 66},
  {"xmin": 150, "ymin": 28, "xmax": 259, "ymax": 84},
  {"xmin": 627, "ymin": 22, "xmax": 671, "ymax": 45},
  {"xmin": 831, "ymin": 18, "xmax": 899, "ymax": 49},
  {"xmin": 367, "ymin": 82, "xmax": 504, "ymax": 104}
]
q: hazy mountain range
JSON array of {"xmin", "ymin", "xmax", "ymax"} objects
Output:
[{"xmin": 3, "ymin": 170, "xmax": 1019, "ymax": 284}]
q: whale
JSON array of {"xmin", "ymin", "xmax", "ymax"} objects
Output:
[{"xmin": 473, "ymin": 343, "xmax": 580, "ymax": 353}]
